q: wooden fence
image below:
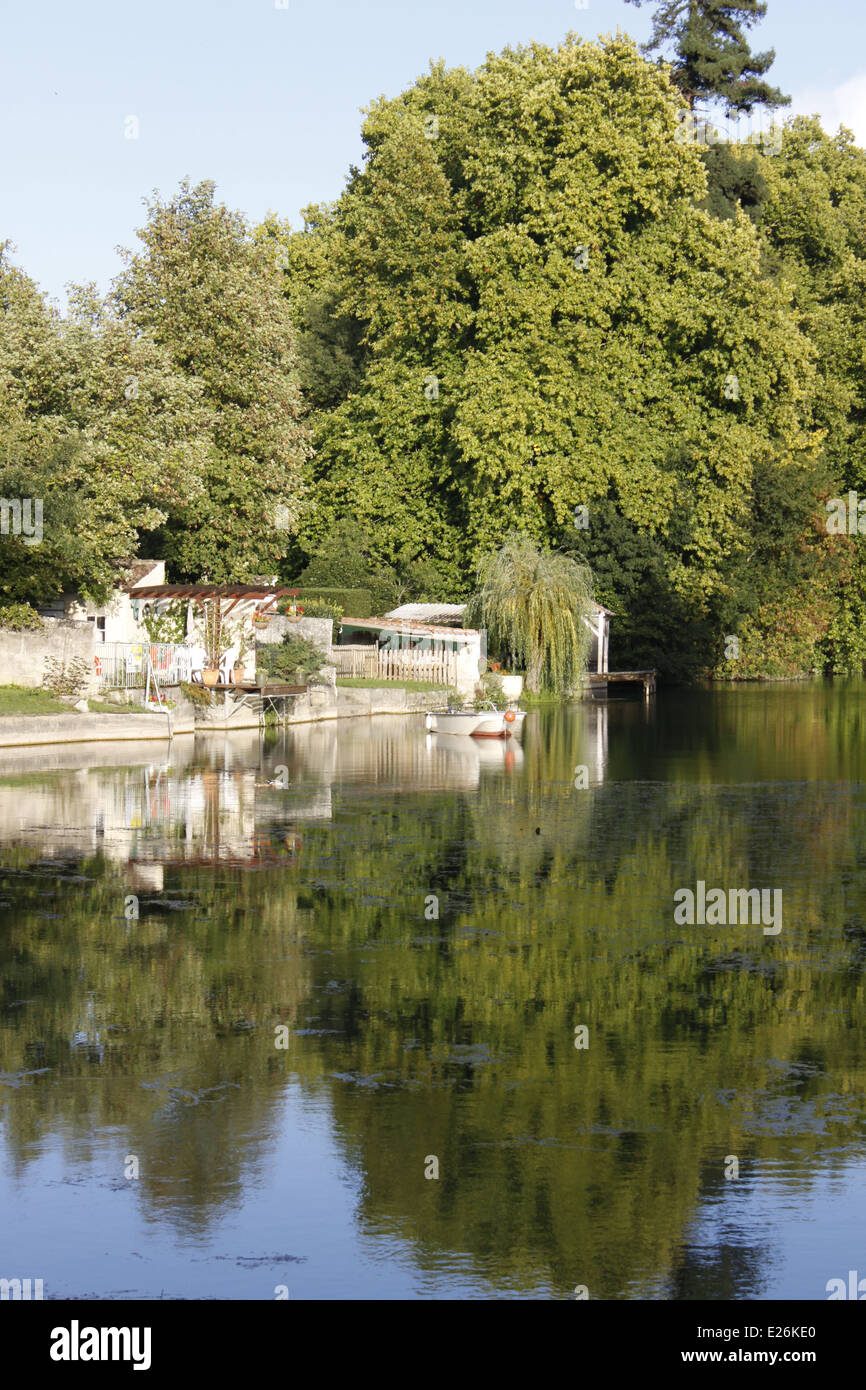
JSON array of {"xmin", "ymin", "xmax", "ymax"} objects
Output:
[
  {"xmin": 377, "ymin": 649, "xmax": 457, "ymax": 686},
  {"xmin": 332, "ymin": 646, "xmax": 378, "ymax": 678},
  {"xmin": 332, "ymin": 644, "xmax": 457, "ymax": 686}
]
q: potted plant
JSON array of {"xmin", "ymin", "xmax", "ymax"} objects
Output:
[{"xmin": 253, "ymin": 605, "xmax": 277, "ymax": 628}]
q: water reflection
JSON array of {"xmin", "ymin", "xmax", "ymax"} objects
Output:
[{"xmin": 0, "ymin": 692, "xmax": 864, "ymax": 1299}]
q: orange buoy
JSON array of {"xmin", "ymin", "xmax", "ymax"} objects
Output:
[{"xmin": 504, "ymin": 709, "xmax": 516, "ymax": 722}]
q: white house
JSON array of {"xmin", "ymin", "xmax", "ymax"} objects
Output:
[{"xmin": 36, "ymin": 560, "xmax": 167, "ymax": 645}]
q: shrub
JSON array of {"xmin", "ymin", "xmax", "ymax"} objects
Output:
[
  {"xmin": 295, "ymin": 587, "xmax": 374, "ymax": 618},
  {"xmin": 43, "ymin": 655, "xmax": 90, "ymax": 698},
  {"xmin": 180, "ymin": 680, "xmax": 213, "ymax": 708},
  {"xmin": 474, "ymin": 672, "xmax": 509, "ymax": 709},
  {"xmin": 0, "ymin": 602, "xmax": 43, "ymax": 631},
  {"xmin": 257, "ymin": 633, "xmax": 327, "ymax": 684},
  {"xmin": 295, "ymin": 599, "xmax": 342, "ymax": 621}
]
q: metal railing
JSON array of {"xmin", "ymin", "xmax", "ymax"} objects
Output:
[{"xmin": 95, "ymin": 642, "xmax": 194, "ymax": 690}]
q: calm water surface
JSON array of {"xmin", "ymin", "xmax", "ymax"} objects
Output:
[{"xmin": 1, "ymin": 685, "xmax": 865, "ymax": 1300}]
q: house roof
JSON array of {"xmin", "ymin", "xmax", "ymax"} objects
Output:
[{"xmin": 115, "ymin": 559, "xmax": 164, "ymax": 586}]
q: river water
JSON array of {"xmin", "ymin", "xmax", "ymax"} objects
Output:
[{"xmin": 1, "ymin": 686, "xmax": 865, "ymax": 1300}]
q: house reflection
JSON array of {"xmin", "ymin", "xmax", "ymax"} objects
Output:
[{"xmin": 0, "ymin": 708, "xmax": 610, "ymax": 872}]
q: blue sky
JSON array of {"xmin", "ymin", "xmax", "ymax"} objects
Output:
[{"xmin": 2, "ymin": 0, "xmax": 864, "ymax": 305}]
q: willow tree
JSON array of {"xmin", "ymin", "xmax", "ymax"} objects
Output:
[{"xmin": 466, "ymin": 533, "xmax": 594, "ymax": 694}]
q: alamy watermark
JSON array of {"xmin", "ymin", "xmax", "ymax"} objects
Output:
[
  {"xmin": 826, "ymin": 492, "xmax": 866, "ymax": 535},
  {"xmin": 674, "ymin": 880, "xmax": 782, "ymax": 935},
  {"xmin": 0, "ymin": 497, "xmax": 42, "ymax": 545},
  {"xmin": 1, "ymin": 1276, "xmax": 43, "ymax": 1299},
  {"xmin": 675, "ymin": 111, "xmax": 783, "ymax": 157}
]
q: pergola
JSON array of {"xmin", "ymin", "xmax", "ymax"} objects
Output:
[{"xmin": 126, "ymin": 583, "xmax": 300, "ymax": 618}]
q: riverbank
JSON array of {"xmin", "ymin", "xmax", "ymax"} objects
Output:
[{"xmin": 0, "ymin": 685, "xmax": 453, "ymax": 747}]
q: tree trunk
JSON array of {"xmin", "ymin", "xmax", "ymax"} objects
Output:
[{"xmin": 526, "ymin": 651, "xmax": 544, "ymax": 694}]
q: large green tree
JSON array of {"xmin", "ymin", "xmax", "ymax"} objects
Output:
[
  {"xmin": 757, "ymin": 119, "xmax": 866, "ymax": 674},
  {"xmin": 276, "ymin": 36, "xmax": 824, "ymax": 676},
  {"xmin": 114, "ymin": 181, "xmax": 310, "ymax": 581},
  {"xmin": 0, "ymin": 245, "xmax": 208, "ymax": 604}
]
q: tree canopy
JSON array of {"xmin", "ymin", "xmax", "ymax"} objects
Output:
[
  {"xmin": 624, "ymin": 0, "xmax": 790, "ymax": 113},
  {"xmin": 4, "ymin": 22, "xmax": 866, "ymax": 683},
  {"xmin": 278, "ymin": 34, "xmax": 837, "ymax": 677},
  {"xmin": 114, "ymin": 180, "xmax": 310, "ymax": 581}
]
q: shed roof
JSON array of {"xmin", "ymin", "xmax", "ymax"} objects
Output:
[
  {"xmin": 385, "ymin": 603, "xmax": 467, "ymax": 625},
  {"xmin": 385, "ymin": 600, "xmax": 613, "ymax": 621},
  {"xmin": 342, "ymin": 616, "xmax": 480, "ymax": 640}
]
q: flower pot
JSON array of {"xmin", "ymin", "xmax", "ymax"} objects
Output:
[
  {"xmin": 231, "ymin": 667, "xmax": 245, "ymax": 685},
  {"xmin": 202, "ymin": 669, "xmax": 219, "ymax": 687}
]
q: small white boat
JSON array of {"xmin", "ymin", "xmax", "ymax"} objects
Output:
[{"xmin": 425, "ymin": 705, "xmax": 525, "ymax": 739}]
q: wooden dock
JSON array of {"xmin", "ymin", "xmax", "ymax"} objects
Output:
[
  {"xmin": 587, "ymin": 670, "xmax": 657, "ymax": 700},
  {"xmin": 195, "ymin": 682, "xmax": 308, "ymax": 728},
  {"xmin": 201, "ymin": 682, "xmax": 307, "ymax": 696}
]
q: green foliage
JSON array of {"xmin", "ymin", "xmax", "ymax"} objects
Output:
[
  {"xmin": 43, "ymin": 656, "xmax": 90, "ymax": 698},
  {"xmin": 180, "ymin": 680, "xmax": 214, "ymax": 708},
  {"xmin": 466, "ymin": 532, "xmax": 594, "ymax": 694},
  {"xmin": 474, "ymin": 671, "xmax": 509, "ymax": 709},
  {"xmin": 292, "ymin": 519, "xmax": 449, "ymax": 612},
  {"xmin": 113, "ymin": 180, "xmax": 310, "ymax": 581},
  {"xmin": 624, "ymin": 1, "xmax": 790, "ymax": 114},
  {"xmin": 273, "ymin": 35, "xmax": 828, "ymax": 680},
  {"xmin": 337, "ymin": 677, "xmax": 456, "ymax": 693},
  {"xmin": 295, "ymin": 598, "xmax": 343, "ymax": 621},
  {"xmin": 193, "ymin": 597, "xmax": 228, "ymax": 669},
  {"xmin": 295, "ymin": 587, "xmax": 373, "ymax": 618},
  {"xmin": 0, "ymin": 684, "xmax": 67, "ymax": 715},
  {"xmin": 0, "ymin": 246, "xmax": 209, "ymax": 605},
  {"xmin": 3, "ymin": 33, "xmax": 866, "ymax": 683},
  {"xmin": 257, "ymin": 633, "xmax": 327, "ymax": 684},
  {"xmin": 698, "ymin": 141, "xmax": 771, "ymax": 223},
  {"xmin": 141, "ymin": 601, "xmax": 187, "ymax": 644},
  {"xmin": 0, "ymin": 603, "xmax": 42, "ymax": 631}
]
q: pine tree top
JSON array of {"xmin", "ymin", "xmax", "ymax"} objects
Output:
[{"xmin": 625, "ymin": 0, "xmax": 790, "ymax": 113}]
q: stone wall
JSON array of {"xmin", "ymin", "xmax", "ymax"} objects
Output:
[
  {"xmin": 191, "ymin": 678, "xmax": 449, "ymax": 731},
  {"xmin": 255, "ymin": 616, "xmax": 333, "ymax": 655},
  {"xmin": 0, "ymin": 701, "xmax": 195, "ymax": 748},
  {"xmin": 0, "ymin": 619, "xmax": 97, "ymax": 694}
]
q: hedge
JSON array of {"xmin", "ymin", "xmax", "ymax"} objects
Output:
[{"xmin": 295, "ymin": 588, "xmax": 375, "ymax": 619}]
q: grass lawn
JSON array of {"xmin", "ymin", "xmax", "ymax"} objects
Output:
[
  {"xmin": 0, "ymin": 685, "xmax": 69, "ymax": 716},
  {"xmin": 88, "ymin": 698, "xmax": 137, "ymax": 714},
  {"xmin": 337, "ymin": 678, "xmax": 456, "ymax": 693}
]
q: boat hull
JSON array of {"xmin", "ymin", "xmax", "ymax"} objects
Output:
[{"xmin": 425, "ymin": 711, "xmax": 508, "ymax": 737}]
